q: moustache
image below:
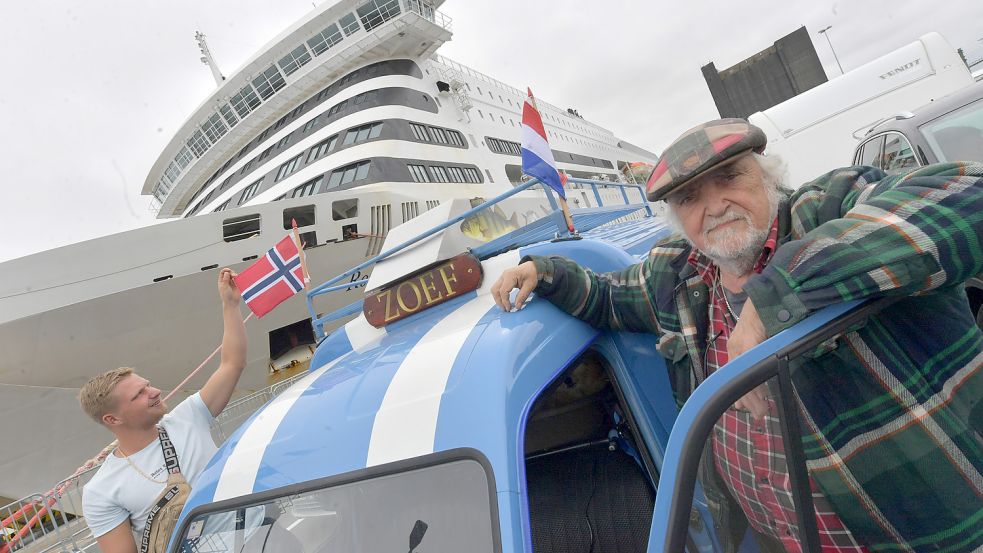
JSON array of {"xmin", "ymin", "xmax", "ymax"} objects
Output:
[{"xmin": 702, "ymin": 209, "xmax": 751, "ymax": 236}]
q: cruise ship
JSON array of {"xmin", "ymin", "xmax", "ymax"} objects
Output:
[{"xmin": 0, "ymin": 0, "xmax": 658, "ymax": 502}]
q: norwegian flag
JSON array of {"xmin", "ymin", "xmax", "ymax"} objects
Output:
[{"xmin": 234, "ymin": 235, "xmax": 307, "ymax": 318}]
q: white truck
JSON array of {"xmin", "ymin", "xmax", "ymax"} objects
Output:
[{"xmin": 749, "ymin": 32, "xmax": 974, "ymax": 187}]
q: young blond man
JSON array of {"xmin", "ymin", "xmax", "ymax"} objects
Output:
[{"xmin": 80, "ymin": 268, "xmax": 246, "ymax": 553}]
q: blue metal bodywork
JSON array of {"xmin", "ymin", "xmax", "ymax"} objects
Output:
[{"xmin": 173, "ymin": 180, "xmax": 866, "ymax": 552}]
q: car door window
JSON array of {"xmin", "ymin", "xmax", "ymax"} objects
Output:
[
  {"xmin": 856, "ymin": 136, "xmax": 885, "ymax": 167},
  {"xmin": 881, "ymin": 132, "xmax": 919, "ymax": 174}
]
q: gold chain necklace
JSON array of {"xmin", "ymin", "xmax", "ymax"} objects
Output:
[
  {"xmin": 717, "ymin": 269, "xmax": 740, "ymax": 322},
  {"xmin": 117, "ymin": 445, "xmax": 167, "ymax": 485}
]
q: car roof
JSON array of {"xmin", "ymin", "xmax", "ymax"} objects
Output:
[{"xmin": 864, "ymin": 81, "xmax": 983, "ymax": 136}]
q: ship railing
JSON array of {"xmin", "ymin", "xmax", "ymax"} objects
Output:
[
  {"xmin": 431, "ymin": 53, "xmax": 601, "ymax": 130},
  {"xmin": 210, "ymin": 371, "xmax": 312, "ymax": 442},
  {"xmin": 404, "ymin": 0, "xmax": 452, "ymax": 31},
  {"xmin": 0, "ymin": 465, "xmax": 100, "ymax": 553},
  {"xmin": 306, "ymin": 177, "xmax": 653, "ymax": 338}
]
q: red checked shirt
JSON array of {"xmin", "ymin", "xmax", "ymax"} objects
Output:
[{"xmin": 689, "ymin": 219, "xmax": 870, "ymax": 553}]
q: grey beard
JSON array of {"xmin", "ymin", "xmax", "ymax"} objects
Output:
[{"xmin": 701, "ymin": 222, "xmax": 771, "ymax": 276}]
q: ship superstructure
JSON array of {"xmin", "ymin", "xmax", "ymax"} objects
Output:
[{"xmin": 0, "ymin": 0, "xmax": 658, "ymax": 502}]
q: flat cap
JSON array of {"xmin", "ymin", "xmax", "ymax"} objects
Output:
[{"xmin": 645, "ymin": 118, "xmax": 767, "ymax": 201}]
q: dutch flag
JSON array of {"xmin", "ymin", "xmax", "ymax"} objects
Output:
[
  {"xmin": 234, "ymin": 235, "xmax": 307, "ymax": 318},
  {"xmin": 521, "ymin": 88, "xmax": 565, "ymax": 199}
]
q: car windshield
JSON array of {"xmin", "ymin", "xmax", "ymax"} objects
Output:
[
  {"xmin": 919, "ymin": 97, "xmax": 983, "ymax": 162},
  {"xmin": 176, "ymin": 459, "xmax": 497, "ymax": 553}
]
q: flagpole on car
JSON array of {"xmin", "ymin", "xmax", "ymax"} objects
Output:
[{"xmin": 291, "ymin": 218, "xmax": 312, "ymax": 290}]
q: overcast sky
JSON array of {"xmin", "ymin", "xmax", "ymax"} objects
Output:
[{"xmin": 1, "ymin": 0, "xmax": 981, "ymax": 262}]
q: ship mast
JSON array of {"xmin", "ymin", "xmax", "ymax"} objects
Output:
[{"xmin": 195, "ymin": 31, "xmax": 226, "ymax": 86}]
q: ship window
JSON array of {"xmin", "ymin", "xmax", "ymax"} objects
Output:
[
  {"xmin": 430, "ymin": 166, "xmax": 449, "ymax": 183},
  {"xmin": 240, "ymin": 179, "xmax": 263, "ymax": 203},
  {"xmin": 344, "ymin": 123, "xmax": 382, "ymax": 146},
  {"xmin": 308, "ymin": 135, "xmax": 338, "ymax": 162},
  {"xmin": 283, "ymin": 205, "xmax": 316, "ymax": 229},
  {"xmin": 328, "ymin": 99, "xmax": 349, "ymax": 116},
  {"xmin": 327, "ymin": 171, "xmax": 343, "ymax": 189},
  {"xmin": 219, "ymin": 104, "xmax": 239, "ymax": 128},
  {"xmin": 463, "ymin": 168, "xmax": 482, "ymax": 183},
  {"xmin": 230, "ymin": 84, "xmax": 261, "ymax": 118},
  {"xmin": 258, "ymin": 146, "xmax": 274, "ymax": 162},
  {"xmin": 240, "ymin": 158, "xmax": 255, "ymax": 175},
  {"xmin": 408, "ymin": 164, "xmax": 430, "ymax": 183},
  {"xmin": 431, "ymin": 127, "xmax": 448, "ymax": 144},
  {"xmin": 202, "ymin": 113, "xmax": 228, "ymax": 143},
  {"xmin": 303, "ymin": 117, "xmax": 319, "ymax": 133},
  {"xmin": 339, "ymin": 13, "xmax": 361, "ymax": 36},
  {"xmin": 357, "ymin": 0, "xmax": 401, "ymax": 31},
  {"xmin": 275, "ymin": 132, "xmax": 292, "ymax": 150},
  {"xmin": 291, "ymin": 177, "xmax": 322, "ymax": 199},
  {"xmin": 484, "ymin": 169, "xmax": 494, "ymax": 183},
  {"xmin": 152, "ymin": 182, "xmax": 169, "ymax": 203},
  {"xmin": 333, "ymin": 199, "xmax": 359, "ymax": 220},
  {"xmin": 447, "ymin": 166, "xmax": 466, "ymax": 182},
  {"xmin": 448, "ymin": 130, "xmax": 465, "ymax": 147},
  {"xmin": 175, "ymin": 146, "xmax": 194, "ymax": 169},
  {"xmin": 327, "ymin": 161, "xmax": 371, "ymax": 189},
  {"xmin": 213, "ymin": 199, "xmax": 231, "ymax": 213},
  {"xmin": 278, "ymin": 44, "xmax": 313, "ymax": 76},
  {"xmin": 275, "ymin": 154, "xmax": 303, "ymax": 182},
  {"xmin": 188, "ymin": 200, "xmax": 205, "ymax": 216},
  {"xmin": 222, "ymin": 214, "xmax": 261, "ymax": 242},
  {"xmin": 410, "ymin": 122, "xmax": 431, "ymax": 141},
  {"xmin": 164, "ymin": 162, "xmax": 181, "ymax": 184},
  {"xmin": 308, "ymin": 23, "xmax": 343, "ymax": 56},
  {"xmin": 252, "ymin": 66, "xmax": 286, "ymax": 100},
  {"xmin": 186, "ymin": 129, "xmax": 211, "ymax": 157}
]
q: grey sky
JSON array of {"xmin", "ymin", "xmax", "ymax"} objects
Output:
[{"xmin": 1, "ymin": 0, "xmax": 981, "ymax": 262}]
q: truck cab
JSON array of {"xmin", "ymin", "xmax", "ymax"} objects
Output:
[{"xmin": 167, "ymin": 179, "xmax": 902, "ymax": 553}]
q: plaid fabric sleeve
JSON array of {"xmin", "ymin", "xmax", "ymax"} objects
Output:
[
  {"xmin": 745, "ymin": 162, "xmax": 983, "ymax": 336},
  {"xmin": 524, "ymin": 253, "xmax": 670, "ymax": 335}
]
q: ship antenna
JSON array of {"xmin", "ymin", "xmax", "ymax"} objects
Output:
[{"xmin": 195, "ymin": 30, "xmax": 226, "ymax": 86}]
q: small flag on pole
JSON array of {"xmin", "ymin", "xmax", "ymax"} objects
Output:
[
  {"xmin": 234, "ymin": 235, "xmax": 307, "ymax": 318},
  {"xmin": 521, "ymin": 88, "xmax": 565, "ymax": 199}
]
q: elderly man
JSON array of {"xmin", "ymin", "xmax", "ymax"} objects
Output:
[
  {"xmin": 80, "ymin": 268, "xmax": 247, "ymax": 553},
  {"xmin": 493, "ymin": 119, "xmax": 983, "ymax": 552}
]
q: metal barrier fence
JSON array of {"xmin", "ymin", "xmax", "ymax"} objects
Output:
[
  {"xmin": 209, "ymin": 371, "xmax": 310, "ymax": 442},
  {"xmin": 0, "ymin": 465, "xmax": 100, "ymax": 553}
]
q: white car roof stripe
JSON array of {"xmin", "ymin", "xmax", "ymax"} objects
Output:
[{"xmin": 212, "ymin": 355, "xmax": 345, "ymax": 500}]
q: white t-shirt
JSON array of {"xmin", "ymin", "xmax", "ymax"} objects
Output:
[{"xmin": 82, "ymin": 393, "xmax": 217, "ymax": 539}]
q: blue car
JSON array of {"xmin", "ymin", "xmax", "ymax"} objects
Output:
[{"xmin": 168, "ymin": 179, "xmax": 888, "ymax": 553}]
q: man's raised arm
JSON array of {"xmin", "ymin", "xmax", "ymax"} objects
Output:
[{"xmin": 200, "ymin": 268, "xmax": 247, "ymax": 417}]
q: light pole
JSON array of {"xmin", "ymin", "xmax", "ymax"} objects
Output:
[{"xmin": 818, "ymin": 25, "xmax": 844, "ymax": 76}]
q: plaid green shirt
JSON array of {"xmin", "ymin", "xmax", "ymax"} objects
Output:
[{"xmin": 528, "ymin": 163, "xmax": 983, "ymax": 552}]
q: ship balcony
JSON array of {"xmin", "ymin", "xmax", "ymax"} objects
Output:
[{"xmin": 148, "ymin": 0, "xmax": 453, "ymax": 219}]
